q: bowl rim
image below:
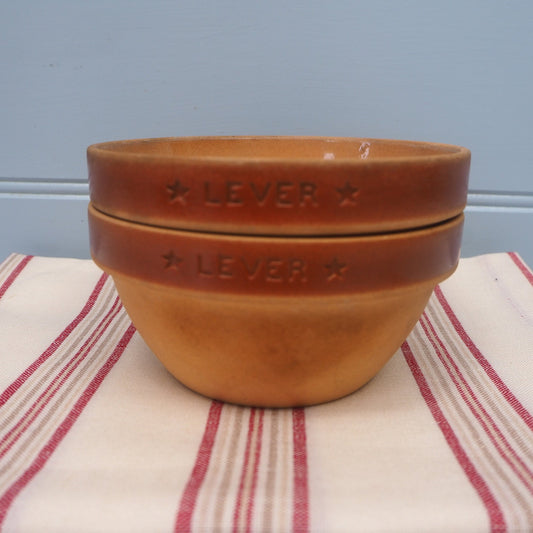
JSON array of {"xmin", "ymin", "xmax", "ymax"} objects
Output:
[
  {"xmin": 89, "ymin": 202, "xmax": 460, "ymax": 241},
  {"xmin": 87, "ymin": 135, "xmax": 471, "ymax": 165},
  {"xmin": 88, "ymin": 203, "xmax": 464, "ymax": 296}
]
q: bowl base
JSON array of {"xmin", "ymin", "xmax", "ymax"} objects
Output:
[{"xmin": 112, "ymin": 275, "xmax": 441, "ymax": 407}]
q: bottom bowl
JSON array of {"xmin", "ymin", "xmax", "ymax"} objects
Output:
[{"xmin": 88, "ymin": 204, "xmax": 464, "ymax": 407}]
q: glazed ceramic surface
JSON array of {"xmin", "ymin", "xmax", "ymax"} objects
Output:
[
  {"xmin": 89, "ymin": 204, "xmax": 463, "ymax": 296},
  {"xmin": 88, "ymin": 136, "xmax": 470, "ymax": 235}
]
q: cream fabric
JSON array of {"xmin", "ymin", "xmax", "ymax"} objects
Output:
[{"xmin": 0, "ymin": 252, "xmax": 532, "ymax": 532}]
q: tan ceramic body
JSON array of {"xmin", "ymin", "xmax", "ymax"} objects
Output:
[
  {"xmin": 111, "ymin": 275, "xmax": 438, "ymax": 406},
  {"xmin": 89, "ymin": 204, "xmax": 464, "ymax": 406}
]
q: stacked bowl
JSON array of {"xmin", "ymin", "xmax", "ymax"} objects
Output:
[{"xmin": 87, "ymin": 136, "xmax": 470, "ymax": 407}]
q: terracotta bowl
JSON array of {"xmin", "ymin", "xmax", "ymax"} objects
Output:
[
  {"xmin": 88, "ymin": 136, "xmax": 470, "ymax": 235},
  {"xmin": 88, "ymin": 204, "xmax": 464, "ymax": 407}
]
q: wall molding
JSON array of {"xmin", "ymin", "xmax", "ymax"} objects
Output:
[
  {"xmin": 1, "ymin": 179, "xmax": 532, "ymax": 264},
  {"xmin": 1, "ymin": 178, "xmax": 533, "ymax": 212},
  {"xmin": 466, "ymin": 190, "xmax": 533, "ymax": 212},
  {"xmin": 0, "ymin": 178, "xmax": 88, "ymax": 199}
]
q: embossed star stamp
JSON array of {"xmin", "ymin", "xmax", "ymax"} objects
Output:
[
  {"xmin": 325, "ymin": 257, "xmax": 348, "ymax": 281},
  {"xmin": 162, "ymin": 250, "xmax": 183, "ymax": 269},
  {"xmin": 336, "ymin": 181, "xmax": 359, "ymax": 206},
  {"xmin": 166, "ymin": 180, "xmax": 190, "ymax": 205}
]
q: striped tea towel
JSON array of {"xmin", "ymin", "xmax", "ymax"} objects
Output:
[{"xmin": 0, "ymin": 252, "xmax": 532, "ymax": 532}]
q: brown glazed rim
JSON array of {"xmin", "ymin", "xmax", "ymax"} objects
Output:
[
  {"xmin": 88, "ymin": 203, "xmax": 464, "ymax": 297},
  {"xmin": 87, "ymin": 136, "xmax": 470, "ymax": 236}
]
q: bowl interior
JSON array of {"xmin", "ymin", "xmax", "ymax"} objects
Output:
[{"xmin": 90, "ymin": 136, "xmax": 466, "ymax": 163}]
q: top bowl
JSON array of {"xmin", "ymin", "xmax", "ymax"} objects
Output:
[{"xmin": 88, "ymin": 136, "xmax": 470, "ymax": 235}]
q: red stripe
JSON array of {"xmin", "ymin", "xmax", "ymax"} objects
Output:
[
  {"xmin": 0, "ymin": 255, "xmax": 32, "ymax": 300},
  {"xmin": 0, "ymin": 296, "xmax": 123, "ymax": 460},
  {"xmin": 175, "ymin": 400, "xmax": 224, "ymax": 533},
  {"xmin": 434, "ymin": 285, "xmax": 533, "ymax": 432},
  {"xmin": 292, "ymin": 407, "xmax": 309, "ymax": 533},
  {"xmin": 508, "ymin": 252, "xmax": 533, "ymax": 285},
  {"xmin": 0, "ymin": 323, "xmax": 136, "ymax": 527},
  {"xmin": 419, "ymin": 312, "xmax": 533, "ymax": 492},
  {"xmin": 233, "ymin": 408, "xmax": 257, "ymax": 532},
  {"xmin": 245, "ymin": 409, "xmax": 264, "ymax": 533},
  {"xmin": 0, "ymin": 272, "xmax": 109, "ymax": 408},
  {"xmin": 401, "ymin": 341, "xmax": 506, "ymax": 532}
]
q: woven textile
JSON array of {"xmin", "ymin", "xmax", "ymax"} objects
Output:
[{"xmin": 0, "ymin": 252, "xmax": 532, "ymax": 532}]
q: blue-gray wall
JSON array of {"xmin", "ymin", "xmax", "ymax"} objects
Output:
[{"xmin": 1, "ymin": 1, "xmax": 532, "ymax": 264}]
